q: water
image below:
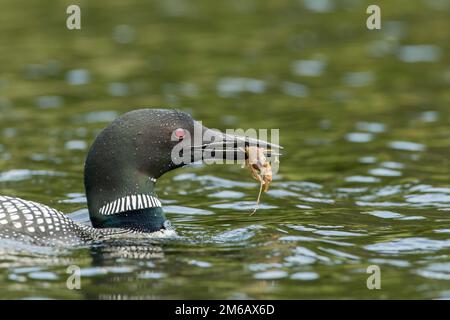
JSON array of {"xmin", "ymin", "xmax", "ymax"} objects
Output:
[{"xmin": 0, "ymin": 0, "xmax": 449, "ymax": 299}]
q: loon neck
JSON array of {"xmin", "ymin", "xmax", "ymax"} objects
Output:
[
  {"xmin": 99, "ymin": 206, "xmax": 167, "ymax": 233},
  {"xmin": 86, "ymin": 169, "xmax": 167, "ymax": 231},
  {"xmin": 90, "ymin": 189, "xmax": 167, "ymax": 232}
]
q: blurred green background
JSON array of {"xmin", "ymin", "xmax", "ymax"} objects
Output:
[{"xmin": 0, "ymin": 0, "xmax": 449, "ymax": 299}]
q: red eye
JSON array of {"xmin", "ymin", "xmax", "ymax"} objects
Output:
[{"xmin": 174, "ymin": 128, "xmax": 186, "ymax": 140}]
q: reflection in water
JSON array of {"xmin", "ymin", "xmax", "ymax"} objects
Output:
[
  {"xmin": 292, "ymin": 59, "xmax": 326, "ymax": 77},
  {"xmin": 66, "ymin": 69, "xmax": 91, "ymax": 86},
  {"xmin": 35, "ymin": 96, "xmax": 64, "ymax": 109},
  {"xmin": 398, "ymin": 45, "xmax": 441, "ymax": 63},
  {"xmin": 342, "ymin": 72, "xmax": 375, "ymax": 87},
  {"xmin": 0, "ymin": 0, "xmax": 449, "ymax": 299},
  {"xmin": 217, "ymin": 77, "xmax": 267, "ymax": 98}
]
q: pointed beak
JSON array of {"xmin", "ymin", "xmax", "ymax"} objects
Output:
[{"xmin": 188, "ymin": 123, "xmax": 282, "ymax": 163}]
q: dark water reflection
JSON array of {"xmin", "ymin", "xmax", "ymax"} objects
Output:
[{"xmin": 0, "ymin": 0, "xmax": 450, "ymax": 299}]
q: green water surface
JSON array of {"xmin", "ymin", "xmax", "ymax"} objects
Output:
[{"xmin": 0, "ymin": 0, "xmax": 449, "ymax": 299}]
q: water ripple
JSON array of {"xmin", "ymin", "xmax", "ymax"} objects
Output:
[
  {"xmin": 212, "ymin": 225, "xmax": 263, "ymax": 243},
  {"xmin": 164, "ymin": 205, "xmax": 214, "ymax": 215},
  {"xmin": 253, "ymin": 270, "xmax": 288, "ymax": 280},
  {"xmin": 210, "ymin": 201, "xmax": 277, "ymax": 211},
  {"xmin": 388, "ymin": 141, "xmax": 426, "ymax": 151},
  {"xmin": 365, "ymin": 238, "xmax": 450, "ymax": 253},
  {"xmin": 0, "ymin": 169, "xmax": 65, "ymax": 182},
  {"xmin": 417, "ymin": 263, "xmax": 450, "ymax": 280}
]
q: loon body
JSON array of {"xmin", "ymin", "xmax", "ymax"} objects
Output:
[
  {"xmin": 0, "ymin": 109, "xmax": 280, "ymax": 246},
  {"xmin": 0, "ymin": 195, "xmax": 174, "ymax": 246}
]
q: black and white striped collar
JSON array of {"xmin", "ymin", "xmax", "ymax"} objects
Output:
[{"xmin": 99, "ymin": 194, "xmax": 162, "ymax": 216}]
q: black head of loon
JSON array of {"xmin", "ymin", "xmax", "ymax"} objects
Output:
[{"xmin": 83, "ymin": 108, "xmax": 280, "ymax": 233}]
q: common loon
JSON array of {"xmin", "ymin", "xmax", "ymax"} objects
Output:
[{"xmin": 0, "ymin": 109, "xmax": 280, "ymax": 246}]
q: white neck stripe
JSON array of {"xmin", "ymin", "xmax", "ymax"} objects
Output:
[{"xmin": 99, "ymin": 194, "xmax": 162, "ymax": 215}]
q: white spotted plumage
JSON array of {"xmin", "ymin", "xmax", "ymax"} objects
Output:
[
  {"xmin": 0, "ymin": 195, "xmax": 92, "ymax": 245},
  {"xmin": 0, "ymin": 195, "xmax": 172, "ymax": 246}
]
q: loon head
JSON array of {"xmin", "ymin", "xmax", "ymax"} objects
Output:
[{"xmin": 84, "ymin": 108, "xmax": 281, "ymax": 232}]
